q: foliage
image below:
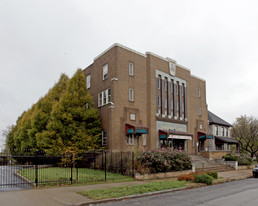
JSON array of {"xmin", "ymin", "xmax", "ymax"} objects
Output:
[
  {"xmin": 232, "ymin": 115, "xmax": 258, "ymax": 158},
  {"xmin": 79, "ymin": 181, "xmax": 187, "ymax": 200},
  {"xmin": 222, "ymin": 153, "xmax": 238, "ymax": 161},
  {"xmin": 135, "ymin": 148, "xmax": 192, "ymax": 174},
  {"xmin": 223, "ymin": 152, "xmax": 253, "ymax": 165},
  {"xmin": 177, "ymin": 174, "xmax": 194, "ymax": 181},
  {"xmin": 206, "ymin": 171, "xmax": 218, "ymax": 179},
  {"xmin": 194, "ymin": 174, "xmax": 213, "ymax": 185},
  {"xmin": 7, "ymin": 69, "xmax": 102, "ymax": 155}
]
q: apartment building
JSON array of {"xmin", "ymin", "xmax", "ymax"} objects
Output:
[{"xmin": 83, "ymin": 43, "xmax": 208, "ymax": 154}]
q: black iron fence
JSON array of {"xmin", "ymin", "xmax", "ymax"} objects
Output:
[{"xmin": 0, "ymin": 151, "xmax": 135, "ymax": 188}]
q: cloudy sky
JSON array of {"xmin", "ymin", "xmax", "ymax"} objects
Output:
[{"xmin": 1, "ymin": 0, "xmax": 258, "ymax": 150}]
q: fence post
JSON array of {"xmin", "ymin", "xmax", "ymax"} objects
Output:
[
  {"xmin": 70, "ymin": 154, "xmax": 73, "ymax": 185},
  {"xmin": 132, "ymin": 152, "xmax": 134, "ymax": 178},
  {"xmin": 35, "ymin": 154, "xmax": 38, "ymax": 187},
  {"xmin": 104, "ymin": 151, "xmax": 107, "ymax": 182},
  {"xmin": 120, "ymin": 151, "xmax": 123, "ymax": 175}
]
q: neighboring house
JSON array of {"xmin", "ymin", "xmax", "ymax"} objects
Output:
[
  {"xmin": 83, "ymin": 43, "xmax": 209, "ymax": 154},
  {"xmin": 207, "ymin": 111, "xmax": 239, "ymax": 152}
]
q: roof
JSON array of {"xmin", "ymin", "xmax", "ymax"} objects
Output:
[
  {"xmin": 214, "ymin": 136, "xmax": 239, "ymax": 144},
  {"xmin": 208, "ymin": 111, "xmax": 232, "ymax": 127}
]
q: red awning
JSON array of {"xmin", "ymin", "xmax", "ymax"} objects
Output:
[
  {"xmin": 125, "ymin": 124, "xmax": 148, "ymax": 135},
  {"xmin": 159, "ymin": 129, "xmax": 193, "ymax": 140}
]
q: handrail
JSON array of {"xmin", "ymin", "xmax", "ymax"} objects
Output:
[{"xmin": 193, "ymin": 160, "xmax": 204, "ymax": 171}]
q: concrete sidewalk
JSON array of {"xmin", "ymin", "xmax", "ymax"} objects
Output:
[{"xmin": 0, "ymin": 169, "xmax": 254, "ymax": 206}]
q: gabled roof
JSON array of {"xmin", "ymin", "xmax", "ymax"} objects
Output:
[{"xmin": 208, "ymin": 111, "xmax": 232, "ymax": 127}]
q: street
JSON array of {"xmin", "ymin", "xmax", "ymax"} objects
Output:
[
  {"xmin": 97, "ymin": 178, "xmax": 258, "ymax": 206},
  {"xmin": 0, "ymin": 165, "xmax": 32, "ymax": 191}
]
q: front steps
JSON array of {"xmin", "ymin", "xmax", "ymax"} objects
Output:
[{"xmin": 191, "ymin": 155, "xmax": 234, "ymax": 172}]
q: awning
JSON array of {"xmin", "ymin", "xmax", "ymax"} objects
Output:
[
  {"xmin": 214, "ymin": 136, "xmax": 239, "ymax": 144},
  {"xmin": 159, "ymin": 130, "xmax": 193, "ymax": 140},
  {"xmin": 125, "ymin": 124, "xmax": 148, "ymax": 135},
  {"xmin": 198, "ymin": 132, "xmax": 213, "ymax": 140}
]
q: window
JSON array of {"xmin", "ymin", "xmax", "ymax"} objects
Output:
[
  {"xmin": 86, "ymin": 75, "xmax": 91, "ymax": 89},
  {"xmin": 102, "ymin": 131, "xmax": 107, "ymax": 145},
  {"xmin": 98, "ymin": 88, "xmax": 111, "ymax": 107},
  {"xmin": 129, "ymin": 88, "xmax": 134, "ymax": 101},
  {"xmin": 158, "ymin": 78, "xmax": 161, "ymax": 89},
  {"xmin": 103, "ymin": 64, "xmax": 108, "ymax": 80},
  {"xmin": 198, "ymin": 88, "xmax": 201, "ymax": 97},
  {"xmin": 158, "ymin": 96, "xmax": 161, "ymax": 107},
  {"xmin": 130, "ymin": 113, "xmax": 136, "ymax": 120},
  {"xmin": 129, "ymin": 63, "xmax": 134, "ymax": 76},
  {"xmin": 126, "ymin": 134, "xmax": 138, "ymax": 145},
  {"xmin": 222, "ymin": 127, "xmax": 225, "ymax": 136},
  {"xmin": 215, "ymin": 126, "xmax": 218, "ymax": 135},
  {"xmin": 225, "ymin": 128, "xmax": 228, "ymax": 137},
  {"xmin": 165, "ymin": 98, "xmax": 167, "ymax": 108},
  {"xmin": 143, "ymin": 134, "xmax": 146, "ymax": 146},
  {"xmin": 198, "ymin": 106, "xmax": 201, "ymax": 116},
  {"xmin": 108, "ymin": 88, "xmax": 111, "ymax": 102}
]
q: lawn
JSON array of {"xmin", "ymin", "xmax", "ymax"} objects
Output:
[
  {"xmin": 19, "ymin": 167, "xmax": 134, "ymax": 186},
  {"xmin": 78, "ymin": 181, "xmax": 187, "ymax": 200}
]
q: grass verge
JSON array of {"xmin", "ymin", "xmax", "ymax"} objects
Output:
[{"xmin": 78, "ymin": 181, "xmax": 187, "ymax": 200}]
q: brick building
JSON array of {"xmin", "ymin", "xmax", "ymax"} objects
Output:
[{"xmin": 83, "ymin": 43, "xmax": 209, "ymax": 154}]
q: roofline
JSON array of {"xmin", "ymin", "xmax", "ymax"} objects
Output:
[{"xmin": 93, "ymin": 43, "xmax": 206, "ymax": 82}]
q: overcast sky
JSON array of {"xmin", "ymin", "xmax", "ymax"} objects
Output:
[{"xmin": 1, "ymin": 0, "xmax": 258, "ymax": 150}]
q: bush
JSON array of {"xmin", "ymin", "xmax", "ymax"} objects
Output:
[
  {"xmin": 222, "ymin": 153, "xmax": 238, "ymax": 161},
  {"xmin": 206, "ymin": 171, "xmax": 218, "ymax": 179},
  {"xmin": 135, "ymin": 148, "xmax": 192, "ymax": 174},
  {"xmin": 177, "ymin": 174, "xmax": 194, "ymax": 181},
  {"xmin": 194, "ymin": 174, "xmax": 213, "ymax": 185},
  {"xmin": 237, "ymin": 154, "xmax": 252, "ymax": 166},
  {"xmin": 222, "ymin": 153, "xmax": 252, "ymax": 166}
]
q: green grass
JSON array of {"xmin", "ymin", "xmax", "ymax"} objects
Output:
[
  {"xmin": 19, "ymin": 167, "xmax": 134, "ymax": 186},
  {"xmin": 78, "ymin": 181, "xmax": 187, "ymax": 200}
]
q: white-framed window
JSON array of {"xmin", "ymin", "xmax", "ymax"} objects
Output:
[
  {"xmin": 215, "ymin": 126, "xmax": 218, "ymax": 135},
  {"xmin": 129, "ymin": 63, "xmax": 134, "ymax": 76},
  {"xmin": 164, "ymin": 79, "xmax": 167, "ymax": 91},
  {"xmin": 86, "ymin": 75, "xmax": 91, "ymax": 89},
  {"xmin": 130, "ymin": 113, "xmax": 136, "ymax": 121},
  {"xmin": 126, "ymin": 134, "xmax": 138, "ymax": 145},
  {"xmin": 198, "ymin": 106, "xmax": 201, "ymax": 116},
  {"xmin": 102, "ymin": 131, "xmax": 107, "ymax": 145},
  {"xmin": 165, "ymin": 98, "xmax": 167, "ymax": 108},
  {"xmin": 142, "ymin": 134, "xmax": 146, "ymax": 146},
  {"xmin": 129, "ymin": 88, "xmax": 134, "ymax": 101},
  {"xmin": 171, "ymin": 82, "xmax": 173, "ymax": 93},
  {"xmin": 98, "ymin": 88, "xmax": 111, "ymax": 107},
  {"xmin": 158, "ymin": 78, "xmax": 161, "ymax": 89},
  {"xmin": 222, "ymin": 127, "xmax": 225, "ymax": 136},
  {"xmin": 198, "ymin": 88, "xmax": 201, "ymax": 97},
  {"xmin": 103, "ymin": 64, "xmax": 108, "ymax": 80},
  {"xmin": 158, "ymin": 96, "xmax": 161, "ymax": 107}
]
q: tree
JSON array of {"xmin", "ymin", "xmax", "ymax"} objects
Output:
[
  {"xmin": 231, "ymin": 115, "xmax": 258, "ymax": 158},
  {"xmin": 41, "ymin": 69, "xmax": 102, "ymax": 154}
]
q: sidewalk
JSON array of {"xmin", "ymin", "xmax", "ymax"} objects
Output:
[{"xmin": 0, "ymin": 169, "xmax": 253, "ymax": 206}]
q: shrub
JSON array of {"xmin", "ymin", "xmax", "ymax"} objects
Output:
[
  {"xmin": 237, "ymin": 154, "xmax": 252, "ymax": 166},
  {"xmin": 222, "ymin": 153, "xmax": 238, "ymax": 161},
  {"xmin": 223, "ymin": 153, "xmax": 252, "ymax": 166},
  {"xmin": 194, "ymin": 174, "xmax": 213, "ymax": 185},
  {"xmin": 189, "ymin": 172, "xmax": 206, "ymax": 177},
  {"xmin": 135, "ymin": 148, "xmax": 192, "ymax": 174},
  {"xmin": 206, "ymin": 171, "xmax": 218, "ymax": 179},
  {"xmin": 177, "ymin": 174, "xmax": 194, "ymax": 181}
]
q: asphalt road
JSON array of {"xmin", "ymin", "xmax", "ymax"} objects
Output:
[
  {"xmin": 98, "ymin": 178, "xmax": 258, "ymax": 206},
  {"xmin": 0, "ymin": 165, "xmax": 32, "ymax": 191}
]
